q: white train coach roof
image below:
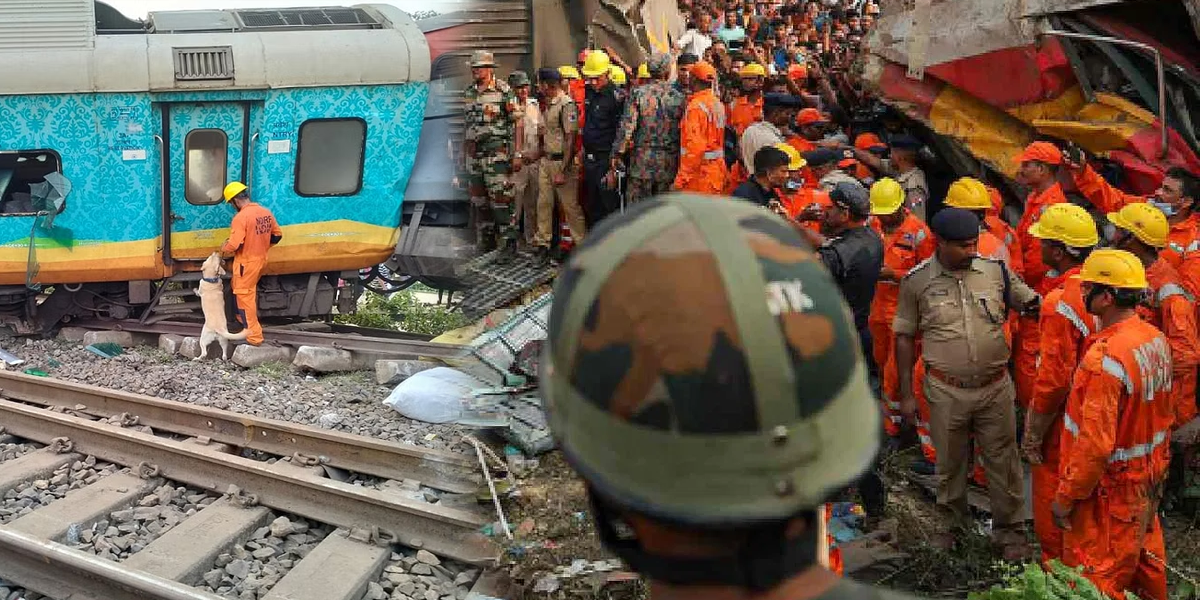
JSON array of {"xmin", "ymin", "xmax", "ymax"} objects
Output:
[{"xmin": 0, "ymin": 1, "xmax": 430, "ymax": 95}]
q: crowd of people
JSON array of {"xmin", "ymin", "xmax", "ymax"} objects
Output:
[{"xmin": 461, "ymin": 1, "xmax": 1200, "ymax": 599}]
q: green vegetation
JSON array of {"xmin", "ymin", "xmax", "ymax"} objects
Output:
[
  {"xmin": 335, "ymin": 291, "xmax": 468, "ymax": 337},
  {"xmin": 252, "ymin": 361, "xmax": 292, "ymax": 379},
  {"xmin": 971, "ymin": 561, "xmax": 1142, "ymax": 600}
]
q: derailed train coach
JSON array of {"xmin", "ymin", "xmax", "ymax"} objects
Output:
[
  {"xmin": 860, "ymin": 0, "xmax": 1200, "ymax": 218},
  {"xmin": 0, "ymin": 1, "xmax": 431, "ymax": 333}
]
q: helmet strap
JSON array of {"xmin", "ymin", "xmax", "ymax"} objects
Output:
[{"xmin": 588, "ymin": 492, "xmax": 820, "ymax": 592}]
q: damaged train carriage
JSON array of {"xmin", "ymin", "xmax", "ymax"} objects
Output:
[
  {"xmin": 861, "ymin": 0, "xmax": 1200, "ymax": 216},
  {"xmin": 0, "ymin": 1, "xmax": 430, "ymax": 333}
]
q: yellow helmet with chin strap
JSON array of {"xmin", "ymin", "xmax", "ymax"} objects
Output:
[
  {"xmin": 1078, "ymin": 248, "xmax": 1148, "ymax": 289},
  {"xmin": 223, "ymin": 182, "xmax": 248, "ymax": 203}
]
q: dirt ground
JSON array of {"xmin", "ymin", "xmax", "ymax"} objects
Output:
[{"xmin": 497, "ymin": 448, "xmax": 1200, "ymax": 600}]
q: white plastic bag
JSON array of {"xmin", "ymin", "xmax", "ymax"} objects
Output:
[{"xmin": 383, "ymin": 367, "xmax": 481, "ymax": 424}]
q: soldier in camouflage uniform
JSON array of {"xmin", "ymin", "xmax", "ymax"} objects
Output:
[
  {"xmin": 610, "ymin": 53, "xmax": 685, "ymax": 204},
  {"xmin": 463, "ymin": 50, "xmax": 522, "ymax": 258},
  {"xmin": 542, "ymin": 194, "xmax": 924, "ymax": 600}
]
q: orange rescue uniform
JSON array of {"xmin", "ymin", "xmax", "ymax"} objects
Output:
[
  {"xmin": 673, "ymin": 88, "xmax": 728, "ymax": 194},
  {"xmin": 1141, "ymin": 259, "xmax": 1200, "ymax": 428},
  {"xmin": 1057, "ymin": 315, "xmax": 1173, "ymax": 600},
  {"xmin": 1075, "ymin": 165, "xmax": 1200, "ymax": 292},
  {"xmin": 1016, "ymin": 183, "xmax": 1069, "ymax": 291},
  {"xmin": 869, "ymin": 213, "xmax": 934, "ymax": 436},
  {"xmin": 728, "ymin": 95, "xmax": 763, "ymax": 137},
  {"xmin": 1029, "ymin": 268, "xmax": 1096, "ymax": 563},
  {"xmin": 220, "ymin": 201, "xmax": 282, "ymax": 346}
]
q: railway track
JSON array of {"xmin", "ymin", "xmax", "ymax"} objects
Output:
[
  {"xmin": 0, "ymin": 371, "xmax": 501, "ymax": 600},
  {"xmin": 69, "ymin": 319, "xmax": 469, "ymax": 360}
]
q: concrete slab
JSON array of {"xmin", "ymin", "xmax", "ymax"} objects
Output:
[
  {"xmin": 8, "ymin": 471, "xmax": 159, "ymax": 541},
  {"xmin": 293, "ymin": 346, "xmax": 356, "ymax": 373},
  {"xmin": 82, "ymin": 330, "xmax": 135, "ymax": 348},
  {"xmin": 0, "ymin": 449, "xmax": 80, "ymax": 497},
  {"xmin": 57, "ymin": 327, "xmax": 88, "ymax": 342},
  {"xmin": 231, "ymin": 344, "xmax": 294, "ymax": 369},
  {"xmin": 159, "ymin": 334, "xmax": 185, "ymax": 355},
  {"xmin": 259, "ymin": 529, "xmax": 390, "ymax": 600},
  {"xmin": 375, "ymin": 359, "xmax": 440, "ymax": 386},
  {"xmin": 124, "ymin": 497, "xmax": 272, "ymax": 584},
  {"xmin": 180, "ymin": 337, "xmax": 225, "ymax": 360}
]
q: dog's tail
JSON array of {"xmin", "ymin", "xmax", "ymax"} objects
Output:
[{"xmin": 217, "ymin": 329, "xmax": 249, "ymax": 341}]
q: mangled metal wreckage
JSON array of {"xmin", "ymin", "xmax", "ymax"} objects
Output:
[{"xmin": 861, "ymin": 0, "xmax": 1199, "ymax": 205}]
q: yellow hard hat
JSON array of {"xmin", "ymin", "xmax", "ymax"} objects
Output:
[
  {"xmin": 223, "ymin": 181, "xmax": 248, "ymax": 203},
  {"xmin": 559, "ymin": 65, "xmax": 581, "ymax": 80},
  {"xmin": 869, "ymin": 178, "xmax": 905, "ymax": 215},
  {"xmin": 636, "ymin": 63, "xmax": 650, "ymax": 79},
  {"xmin": 1078, "ymin": 248, "xmax": 1148, "ymax": 289},
  {"xmin": 944, "ymin": 177, "xmax": 991, "ymax": 210},
  {"xmin": 772, "ymin": 143, "xmax": 806, "ymax": 171},
  {"xmin": 739, "ymin": 62, "xmax": 767, "ymax": 78},
  {"xmin": 581, "ymin": 50, "xmax": 611, "ymax": 77},
  {"xmin": 1107, "ymin": 202, "xmax": 1169, "ymax": 248},
  {"xmin": 608, "ymin": 64, "xmax": 627, "ymax": 85},
  {"xmin": 1028, "ymin": 203, "xmax": 1099, "ymax": 248}
]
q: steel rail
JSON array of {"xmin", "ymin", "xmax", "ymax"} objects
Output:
[
  {"xmin": 0, "ymin": 399, "xmax": 501, "ymax": 564},
  {"xmin": 73, "ymin": 319, "xmax": 470, "ymax": 359},
  {"xmin": 0, "ymin": 372, "xmax": 481, "ymax": 494},
  {"xmin": 0, "ymin": 527, "xmax": 224, "ymax": 600}
]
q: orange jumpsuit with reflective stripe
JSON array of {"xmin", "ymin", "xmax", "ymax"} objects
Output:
[
  {"xmin": 869, "ymin": 214, "xmax": 934, "ymax": 437},
  {"xmin": 1057, "ymin": 316, "xmax": 1173, "ymax": 600},
  {"xmin": 1017, "ymin": 183, "xmax": 1069, "ymax": 291},
  {"xmin": 220, "ymin": 202, "xmax": 282, "ymax": 346},
  {"xmin": 1141, "ymin": 259, "xmax": 1200, "ymax": 428},
  {"xmin": 728, "ymin": 95, "xmax": 762, "ymax": 137},
  {"xmin": 1075, "ymin": 165, "xmax": 1200, "ymax": 292},
  {"xmin": 1030, "ymin": 268, "xmax": 1095, "ymax": 563},
  {"xmin": 673, "ymin": 88, "xmax": 727, "ymax": 194}
]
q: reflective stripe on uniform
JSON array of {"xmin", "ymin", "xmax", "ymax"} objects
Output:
[
  {"xmin": 1108, "ymin": 429, "xmax": 1169, "ymax": 464},
  {"xmin": 1056, "ymin": 300, "xmax": 1091, "ymax": 337},
  {"xmin": 1102, "ymin": 355, "xmax": 1134, "ymax": 393},
  {"xmin": 1157, "ymin": 283, "xmax": 1192, "ymax": 303},
  {"xmin": 1189, "ymin": 240, "xmax": 1200, "ymax": 253},
  {"xmin": 914, "ymin": 229, "xmax": 927, "ymax": 245},
  {"xmin": 703, "ymin": 150, "xmax": 724, "ymax": 160},
  {"xmin": 1064, "ymin": 413, "xmax": 1080, "ymax": 436}
]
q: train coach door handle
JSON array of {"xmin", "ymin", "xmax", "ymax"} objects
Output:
[{"xmin": 171, "ymin": 213, "xmax": 185, "ymax": 222}]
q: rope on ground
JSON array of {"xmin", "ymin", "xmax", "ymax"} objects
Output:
[{"xmin": 465, "ymin": 434, "xmax": 513, "ymax": 540}]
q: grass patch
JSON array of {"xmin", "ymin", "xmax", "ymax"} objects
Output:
[
  {"xmin": 253, "ymin": 361, "xmax": 292, "ymax": 379},
  {"xmin": 335, "ymin": 291, "xmax": 468, "ymax": 337}
]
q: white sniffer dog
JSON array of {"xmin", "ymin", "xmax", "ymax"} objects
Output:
[{"xmin": 197, "ymin": 252, "xmax": 247, "ymax": 360}]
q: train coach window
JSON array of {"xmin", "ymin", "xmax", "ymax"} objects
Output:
[
  {"xmin": 0, "ymin": 150, "xmax": 65, "ymax": 216},
  {"xmin": 185, "ymin": 129, "xmax": 228, "ymax": 205},
  {"xmin": 295, "ymin": 118, "xmax": 366, "ymax": 197}
]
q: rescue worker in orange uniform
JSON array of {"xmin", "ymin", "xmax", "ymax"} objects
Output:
[
  {"xmin": 672, "ymin": 61, "xmax": 727, "ymax": 194},
  {"xmin": 723, "ymin": 63, "xmax": 767, "ymax": 194},
  {"xmin": 219, "ymin": 182, "xmax": 282, "ymax": 347},
  {"xmin": 773, "ymin": 143, "xmax": 831, "ymax": 235},
  {"xmin": 853, "ymin": 133, "xmax": 888, "ymax": 183},
  {"xmin": 1107, "ymin": 203, "xmax": 1200, "ymax": 432},
  {"xmin": 1052, "ymin": 249, "xmax": 1173, "ymax": 600},
  {"xmin": 1015, "ymin": 141, "xmax": 1070, "ymax": 290},
  {"xmin": 1064, "ymin": 159, "xmax": 1200, "ymax": 291},
  {"xmin": 867, "ymin": 178, "xmax": 934, "ymax": 438},
  {"xmin": 1020, "ymin": 203, "xmax": 1100, "ymax": 564},
  {"xmin": 985, "ymin": 185, "xmax": 1024, "ymax": 274}
]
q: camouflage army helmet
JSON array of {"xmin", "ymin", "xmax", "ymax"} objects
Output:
[
  {"xmin": 508, "ymin": 70, "xmax": 531, "ymax": 87},
  {"xmin": 541, "ymin": 194, "xmax": 879, "ymax": 525},
  {"xmin": 470, "ymin": 50, "xmax": 496, "ymax": 68}
]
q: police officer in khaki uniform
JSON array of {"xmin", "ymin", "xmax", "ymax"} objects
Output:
[
  {"xmin": 535, "ymin": 67, "xmax": 585, "ymax": 264},
  {"xmin": 508, "ymin": 70, "xmax": 541, "ymax": 248},
  {"xmin": 893, "ymin": 207, "xmax": 1040, "ymax": 561}
]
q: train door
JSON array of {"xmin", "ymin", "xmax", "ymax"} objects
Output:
[{"xmin": 162, "ymin": 102, "xmax": 250, "ymax": 263}]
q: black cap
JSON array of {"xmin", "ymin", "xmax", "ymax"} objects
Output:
[
  {"xmin": 801, "ymin": 148, "xmax": 841, "ymax": 167},
  {"xmin": 678, "ymin": 53, "xmax": 700, "ymax": 66},
  {"xmin": 538, "ymin": 67, "xmax": 562, "ymax": 83},
  {"xmin": 763, "ymin": 93, "xmax": 803, "ymax": 109},
  {"xmin": 829, "ymin": 181, "xmax": 870, "ymax": 218},
  {"xmin": 930, "ymin": 207, "xmax": 981, "ymax": 241},
  {"xmin": 890, "ymin": 134, "xmax": 922, "ymax": 150}
]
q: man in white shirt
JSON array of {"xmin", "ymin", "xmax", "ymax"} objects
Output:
[
  {"xmin": 675, "ymin": 21, "xmax": 712, "ymax": 59},
  {"xmin": 739, "ymin": 93, "xmax": 801, "ymax": 173}
]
